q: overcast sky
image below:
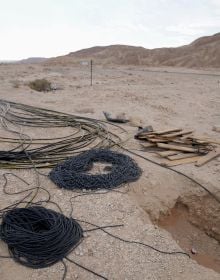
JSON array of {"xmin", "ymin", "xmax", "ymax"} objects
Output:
[{"xmin": 0, "ymin": 0, "xmax": 220, "ymax": 60}]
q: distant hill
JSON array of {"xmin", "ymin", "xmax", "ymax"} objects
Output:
[
  {"xmin": 46, "ymin": 33, "xmax": 220, "ymax": 68},
  {"xmin": 19, "ymin": 57, "xmax": 48, "ymax": 64},
  {"xmin": 0, "ymin": 60, "xmax": 18, "ymax": 64}
]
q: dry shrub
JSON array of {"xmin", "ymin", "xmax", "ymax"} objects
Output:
[{"xmin": 28, "ymin": 79, "xmax": 52, "ymax": 92}]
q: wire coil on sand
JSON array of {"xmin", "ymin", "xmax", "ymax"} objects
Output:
[
  {"xmin": 0, "ymin": 206, "xmax": 83, "ymax": 268},
  {"xmin": 49, "ymin": 149, "xmax": 142, "ymax": 190},
  {"xmin": 0, "ymin": 99, "xmax": 123, "ymax": 169}
]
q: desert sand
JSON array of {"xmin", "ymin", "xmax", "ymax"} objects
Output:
[{"xmin": 0, "ymin": 62, "xmax": 219, "ymax": 280}]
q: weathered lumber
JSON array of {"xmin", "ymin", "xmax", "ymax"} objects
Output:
[
  {"xmin": 167, "ymin": 153, "xmax": 198, "ymax": 160},
  {"xmin": 148, "ymin": 138, "xmax": 170, "ymax": 143},
  {"xmin": 154, "ymin": 128, "xmax": 182, "ymax": 135},
  {"xmin": 140, "ymin": 143, "xmax": 156, "ymax": 148},
  {"xmin": 195, "ymin": 150, "xmax": 220, "ymax": 167},
  {"xmin": 188, "ymin": 136, "xmax": 220, "ymax": 145},
  {"xmin": 163, "ymin": 156, "xmax": 202, "ymax": 167},
  {"xmin": 162, "ymin": 130, "xmax": 193, "ymax": 138},
  {"xmin": 157, "ymin": 143, "xmax": 198, "ymax": 153},
  {"xmin": 157, "ymin": 150, "xmax": 179, "ymax": 157}
]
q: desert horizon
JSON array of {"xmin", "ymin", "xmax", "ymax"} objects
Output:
[{"xmin": 1, "ymin": 32, "xmax": 220, "ymax": 69}]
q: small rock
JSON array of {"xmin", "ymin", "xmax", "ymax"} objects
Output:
[{"xmin": 191, "ymin": 248, "xmax": 197, "ymax": 254}]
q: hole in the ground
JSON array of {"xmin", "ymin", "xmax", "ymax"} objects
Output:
[{"xmin": 158, "ymin": 198, "xmax": 220, "ymax": 273}]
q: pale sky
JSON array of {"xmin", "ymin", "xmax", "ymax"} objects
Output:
[{"xmin": 0, "ymin": 0, "xmax": 220, "ymax": 60}]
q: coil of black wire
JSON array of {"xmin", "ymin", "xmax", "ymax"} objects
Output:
[
  {"xmin": 49, "ymin": 149, "xmax": 142, "ymax": 190},
  {"xmin": 0, "ymin": 99, "xmax": 123, "ymax": 169},
  {"xmin": 0, "ymin": 206, "xmax": 83, "ymax": 268}
]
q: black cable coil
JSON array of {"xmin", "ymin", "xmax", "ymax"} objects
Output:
[
  {"xmin": 49, "ymin": 149, "xmax": 142, "ymax": 190},
  {"xmin": 0, "ymin": 206, "xmax": 83, "ymax": 268}
]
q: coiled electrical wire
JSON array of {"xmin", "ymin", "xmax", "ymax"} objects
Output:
[
  {"xmin": 0, "ymin": 100, "xmax": 123, "ymax": 169},
  {"xmin": 0, "ymin": 174, "xmax": 190, "ymax": 280},
  {"xmin": 49, "ymin": 149, "xmax": 142, "ymax": 190},
  {"xmin": 0, "ymin": 206, "xmax": 83, "ymax": 268}
]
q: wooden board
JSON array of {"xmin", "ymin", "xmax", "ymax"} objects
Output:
[
  {"xmin": 157, "ymin": 143, "xmax": 197, "ymax": 152},
  {"xmin": 154, "ymin": 128, "xmax": 182, "ymax": 135},
  {"xmin": 195, "ymin": 150, "xmax": 220, "ymax": 167},
  {"xmin": 157, "ymin": 150, "xmax": 179, "ymax": 157},
  {"xmin": 184, "ymin": 137, "xmax": 209, "ymax": 144},
  {"xmin": 190, "ymin": 136, "xmax": 220, "ymax": 145},
  {"xmin": 167, "ymin": 153, "xmax": 198, "ymax": 161},
  {"xmin": 136, "ymin": 132, "xmax": 154, "ymax": 138},
  {"xmin": 140, "ymin": 143, "xmax": 156, "ymax": 148},
  {"xmin": 162, "ymin": 130, "xmax": 193, "ymax": 138},
  {"xmin": 136, "ymin": 135, "xmax": 149, "ymax": 139},
  {"xmin": 162, "ymin": 156, "xmax": 201, "ymax": 167},
  {"xmin": 147, "ymin": 138, "xmax": 169, "ymax": 143}
]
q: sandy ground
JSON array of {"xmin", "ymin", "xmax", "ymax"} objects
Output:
[{"xmin": 0, "ymin": 63, "xmax": 220, "ymax": 280}]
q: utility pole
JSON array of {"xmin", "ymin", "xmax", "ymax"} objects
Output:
[{"xmin": 90, "ymin": 60, "xmax": 93, "ymax": 86}]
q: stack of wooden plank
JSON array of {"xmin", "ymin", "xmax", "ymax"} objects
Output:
[{"xmin": 135, "ymin": 128, "xmax": 220, "ymax": 167}]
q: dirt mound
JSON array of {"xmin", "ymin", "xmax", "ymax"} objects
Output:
[{"xmin": 45, "ymin": 33, "xmax": 220, "ymax": 68}]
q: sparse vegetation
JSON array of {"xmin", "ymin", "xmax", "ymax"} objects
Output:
[{"xmin": 28, "ymin": 79, "xmax": 52, "ymax": 92}]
